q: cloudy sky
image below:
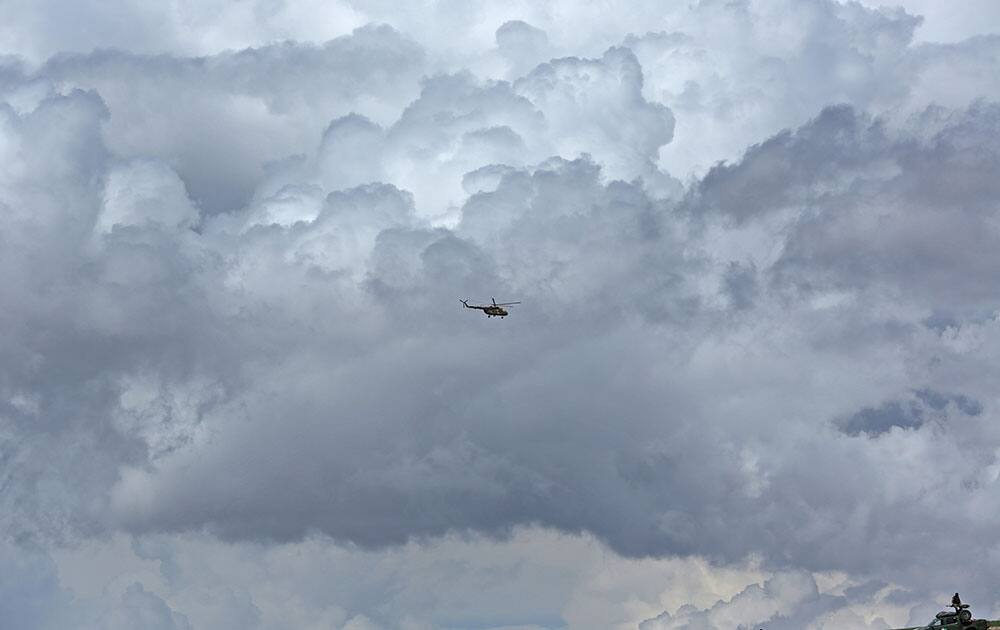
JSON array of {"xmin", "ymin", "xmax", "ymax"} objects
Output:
[{"xmin": 3, "ymin": 1, "xmax": 1000, "ymax": 628}]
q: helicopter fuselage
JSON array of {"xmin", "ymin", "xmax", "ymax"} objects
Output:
[{"xmin": 461, "ymin": 298, "xmax": 519, "ymax": 318}]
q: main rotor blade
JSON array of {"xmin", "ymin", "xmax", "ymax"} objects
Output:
[{"xmin": 495, "ymin": 301, "xmax": 521, "ymax": 306}]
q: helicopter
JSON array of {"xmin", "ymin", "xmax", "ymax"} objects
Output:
[{"xmin": 460, "ymin": 297, "xmax": 521, "ymax": 318}]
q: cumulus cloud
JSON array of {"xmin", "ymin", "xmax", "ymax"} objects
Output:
[
  {"xmin": 861, "ymin": 0, "xmax": 1000, "ymax": 43},
  {"xmin": 496, "ymin": 20, "xmax": 551, "ymax": 78},
  {"xmin": 30, "ymin": 24, "xmax": 426, "ymax": 213},
  {"xmin": 11, "ymin": 98, "xmax": 998, "ymax": 578},
  {"xmin": 252, "ymin": 44, "xmax": 677, "ymax": 223},
  {"xmin": 98, "ymin": 160, "xmax": 200, "ymax": 234},
  {"xmin": 5, "ymin": 0, "xmax": 1000, "ymax": 628},
  {"xmin": 100, "ymin": 583, "xmax": 193, "ymax": 630},
  {"xmin": 640, "ymin": 571, "xmax": 899, "ymax": 630}
]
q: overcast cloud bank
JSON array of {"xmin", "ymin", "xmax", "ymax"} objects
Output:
[{"xmin": 4, "ymin": 1, "xmax": 1000, "ymax": 628}]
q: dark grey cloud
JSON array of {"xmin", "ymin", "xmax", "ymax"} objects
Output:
[
  {"xmin": 840, "ymin": 400, "xmax": 926, "ymax": 437},
  {"xmin": 685, "ymin": 101, "xmax": 1000, "ymax": 319},
  {"xmin": 723, "ymin": 262, "xmax": 758, "ymax": 311},
  {"xmin": 769, "ymin": 103, "xmax": 1000, "ymax": 313},
  {"xmin": 104, "ymin": 157, "xmax": 704, "ymax": 554},
  {"xmin": 839, "ymin": 388, "xmax": 982, "ymax": 437},
  {"xmin": 94, "ymin": 102, "xmax": 1000, "ymax": 585}
]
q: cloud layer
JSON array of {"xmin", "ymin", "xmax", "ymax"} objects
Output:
[{"xmin": 4, "ymin": 1, "xmax": 1000, "ymax": 628}]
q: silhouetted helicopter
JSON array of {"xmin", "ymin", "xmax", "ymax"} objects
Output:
[{"xmin": 460, "ymin": 297, "xmax": 521, "ymax": 318}]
